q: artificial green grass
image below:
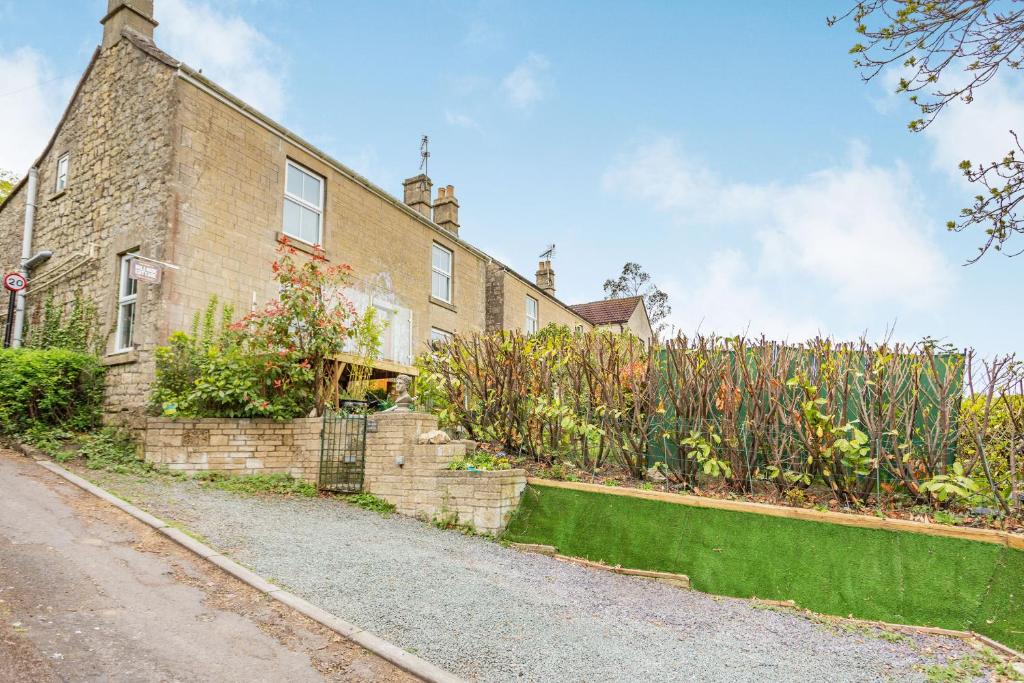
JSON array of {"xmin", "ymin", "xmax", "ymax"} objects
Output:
[{"xmin": 503, "ymin": 484, "xmax": 1024, "ymax": 651}]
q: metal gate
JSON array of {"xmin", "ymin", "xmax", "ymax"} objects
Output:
[{"xmin": 318, "ymin": 400, "xmax": 368, "ymax": 492}]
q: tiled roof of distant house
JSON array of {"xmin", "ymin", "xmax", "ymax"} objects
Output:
[{"xmin": 569, "ymin": 296, "xmax": 643, "ymax": 325}]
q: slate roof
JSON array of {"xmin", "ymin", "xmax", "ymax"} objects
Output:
[{"xmin": 569, "ymin": 296, "xmax": 643, "ymax": 325}]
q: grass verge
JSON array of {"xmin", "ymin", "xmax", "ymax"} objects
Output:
[
  {"xmin": 193, "ymin": 471, "xmax": 316, "ymax": 497},
  {"xmin": 503, "ymin": 483, "xmax": 1024, "ymax": 652}
]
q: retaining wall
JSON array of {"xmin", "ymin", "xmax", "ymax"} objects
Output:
[{"xmin": 144, "ymin": 411, "xmax": 526, "ymax": 534}]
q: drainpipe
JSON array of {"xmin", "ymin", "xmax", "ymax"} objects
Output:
[{"xmin": 11, "ymin": 168, "xmax": 38, "ymax": 348}]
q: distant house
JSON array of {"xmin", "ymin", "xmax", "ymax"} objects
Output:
[
  {"xmin": 0, "ymin": 0, "xmax": 652, "ymax": 423},
  {"xmin": 570, "ymin": 296, "xmax": 654, "ymax": 345}
]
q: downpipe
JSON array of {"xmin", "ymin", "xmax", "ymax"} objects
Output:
[{"xmin": 11, "ymin": 167, "xmax": 38, "ymax": 348}]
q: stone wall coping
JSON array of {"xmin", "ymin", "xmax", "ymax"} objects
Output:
[
  {"xmin": 147, "ymin": 416, "xmax": 322, "ymax": 426},
  {"xmin": 438, "ymin": 468, "xmax": 527, "ymax": 478}
]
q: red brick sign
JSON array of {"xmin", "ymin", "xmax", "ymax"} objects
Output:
[
  {"xmin": 129, "ymin": 258, "xmax": 162, "ymax": 284},
  {"xmin": 3, "ymin": 272, "xmax": 26, "ymax": 292}
]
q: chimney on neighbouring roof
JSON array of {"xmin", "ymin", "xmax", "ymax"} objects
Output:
[
  {"xmin": 433, "ymin": 185, "xmax": 459, "ymax": 235},
  {"xmin": 536, "ymin": 260, "xmax": 555, "ymax": 296},
  {"xmin": 402, "ymin": 174, "xmax": 432, "ymax": 218},
  {"xmin": 101, "ymin": 0, "xmax": 157, "ymax": 49}
]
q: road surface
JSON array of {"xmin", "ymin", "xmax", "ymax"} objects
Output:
[{"xmin": 0, "ymin": 450, "xmax": 414, "ymax": 682}]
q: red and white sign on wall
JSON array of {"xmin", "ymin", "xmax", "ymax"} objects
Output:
[
  {"xmin": 3, "ymin": 271, "xmax": 27, "ymax": 292},
  {"xmin": 129, "ymin": 258, "xmax": 162, "ymax": 284}
]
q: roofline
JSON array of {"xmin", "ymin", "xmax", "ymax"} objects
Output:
[
  {"xmin": 0, "ymin": 47, "xmax": 101, "ymax": 204},
  {"xmin": 173, "ymin": 65, "xmax": 588, "ymax": 322},
  {"xmin": 570, "ymin": 295, "xmax": 646, "ymax": 325}
]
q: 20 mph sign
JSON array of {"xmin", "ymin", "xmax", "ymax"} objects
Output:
[{"xmin": 3, "ymin": 272, "xmax": 26, "ymax": 292}]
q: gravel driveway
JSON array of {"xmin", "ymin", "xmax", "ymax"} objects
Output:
[{"xmin": 85, "ymin": 470, "xmax": 989, "ymax": 683}]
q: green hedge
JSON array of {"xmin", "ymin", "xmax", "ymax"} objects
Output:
[
  {"xmin": 504, "ymin": 484, "xmax": 1024, "ymax": 651},
  {"xmin": 0, "ymin": 348, "xmax": 105, "ymax": 433}
]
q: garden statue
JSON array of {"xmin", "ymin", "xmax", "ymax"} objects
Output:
[{"xmin": 392, "ymin": 374, "xmax": 414, "ymax": 412}]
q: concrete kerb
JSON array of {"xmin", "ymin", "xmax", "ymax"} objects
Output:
[{"xmin": 33, "ymin": 458, "xmax": 467, "ymax": 683}]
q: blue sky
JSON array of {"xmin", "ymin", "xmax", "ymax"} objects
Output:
[{"xmin": 1, "ymin": 1, "xmax": 1021, "ymax": 356}]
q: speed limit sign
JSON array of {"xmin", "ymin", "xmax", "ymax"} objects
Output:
[{"xmin": 3, "ymin": 272, "xmax": 26, "ymax": 292}]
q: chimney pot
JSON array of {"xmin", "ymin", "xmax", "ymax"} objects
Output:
[
  {"xmin": 536, "ymin": 260, "xmax": 555, "ymax": 296},
  {"xmin": 101, "ymin": 0, "xmax": 157, "ymax": 49},
  {"xmin": 402, "ymin": 173, "xmax": 432, "ymax": 217},
  {"xmin": 432, "ymin": 182, "xmax": 460, "ymax": 235}
]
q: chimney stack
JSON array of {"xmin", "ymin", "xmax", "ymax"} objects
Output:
[
  {"xmin": 433, "ymin": 184, "xmax": 459, "ymax": 235},
  {"xmin": 535, "ymin": 260, "xmax": 555, "ymax": 296},
  {"xmin": 402, "ymin": 174, "xmax": 432, "ymax": 218},
  {"xmin": 101, "ymin": 0, "xmax": 157, "ymax": 49}
]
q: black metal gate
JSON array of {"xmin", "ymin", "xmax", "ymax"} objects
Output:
[{"xmin": 318, "ymin": 400, "xmax": 367, "ymax": 492}]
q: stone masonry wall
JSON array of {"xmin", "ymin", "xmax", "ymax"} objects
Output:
[
  {"xmin": 142, "ymin": 411, "xmax": 526, "ymax": 534},
  {"xmin": 0, "ymin": 36, "xmax": 178, "ymax": 427},
  {"xmin": 144, "ymin": 417, "xmax": 322, "ymax": 481},
  {"xmin": 361, "ymin": 411, "xmax": 527, "ymax": 534}
]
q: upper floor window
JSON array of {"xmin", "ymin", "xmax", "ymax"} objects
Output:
[
  {"xmin": 115, "ymin": 253, "xmax": 138, "ymax": 351},
  {"xmin": 55, "ymin": 154, "xmax": 69, "ymax": 193},
  {"xmin": 431, "ymin": 244, "xmax": 452, "ymax": 303},
  {"xmin": 283, "ymin": 160, "xmax": 323, "ymax": 245},
  {"xmin": 525, "ymin": 296, "xmax": 539, "ymax": 333}
]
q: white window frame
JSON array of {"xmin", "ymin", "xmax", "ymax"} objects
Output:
[
  {"xmin": 55, "ymin": 153, "xmax": 69, "ymax": 193},
  {"xmin": 430, "ymin": 327, "xmax": 453, "ymax": 345},
  {"xmin": 283, "ymin": 159, "xmax": 324, "ymax": 245},
  {"xmin": 431, "ymin": 243, "xmax": 453, "ymax": 303},
  {"xmin": 525, "ymin": 296, "xmax": 539, "ymax": 334},
  {"xmin": 115, "ymin": 254, "xmax": 138, "ymax": 352}
]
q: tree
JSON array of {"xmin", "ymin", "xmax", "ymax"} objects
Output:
[
  {"xmin": 831, "ymin": 1, "xmax": 1024, "ymax": 262},
  {"xmin": 602, "ymin": 262, "xmax": 671, "ymax": 334},
  {"xmin": 0, "ymin": 169, "xmax": 17, "ymax": 205}
]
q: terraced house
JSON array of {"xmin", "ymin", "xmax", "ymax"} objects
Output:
[{"xmin": 0, "ymin": 0, "xmax": 651, "ymax": 424}]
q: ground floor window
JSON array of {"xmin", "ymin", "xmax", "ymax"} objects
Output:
[
  {"xmin": 115, "ymin": 253, "xmax": 138, "ymax": 351},
  {"xmin": 430, "ymin": 327, "xmax": 453, "ymax": 346}
]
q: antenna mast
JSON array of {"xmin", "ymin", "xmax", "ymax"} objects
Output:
[
  {"xmin": 539, "ymin": 244, "xmax": 556, "ymax": 260},
  {"xmin": 419, "ymin": 135, "xmax": 430, "ymax": 186}
]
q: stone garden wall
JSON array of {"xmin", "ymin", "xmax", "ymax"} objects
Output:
[{"xmin": 144, "ymin": 411, "xmax": 526, "ymax": 534}]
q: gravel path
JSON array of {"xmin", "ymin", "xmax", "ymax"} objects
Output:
[{"xmin": 86, "ymin": 470, "xmax": 987, "ymax": 683}]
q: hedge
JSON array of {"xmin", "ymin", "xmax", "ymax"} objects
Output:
[
  {"xmin": 0, "ymin": 348, "xmax": 105, "ymax": 433},
  {"xmin": 504, "ymin": 483, "xmax": 1024, "ymax": 651}
]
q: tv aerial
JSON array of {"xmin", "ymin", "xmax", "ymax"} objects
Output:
[{"xmin": 539, "ymin": 244, "xmax": 556, "ymax": 260}]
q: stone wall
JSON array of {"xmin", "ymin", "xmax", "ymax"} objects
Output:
[
  {"xmin": 362, "ymin": 411, "xmax": 527, "ymax": 534},
  {"xmin": 0, "ymin": 35, "xmax": 178, "ymax": 426},
  {"xmin": 142, "ymin": 411, "xmax": 526, "ymax": 534},
  {"xmin": 144, "ymin": 417, "xmax": 322, "ymax": 481}
]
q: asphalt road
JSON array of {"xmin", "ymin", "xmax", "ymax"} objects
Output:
[{"xmin": 0, "ymin": 450, "xmax": 415, "ymax": 683}]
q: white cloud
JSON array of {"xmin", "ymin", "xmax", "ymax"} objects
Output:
[
  {"xmin": 0, "ymin": 48, "xmax": 70, "ymax": 175},
  {"xmin": 502, "ymin": 53, "xmax": 549, "ymax": 109},
  {"xmin": 445, "ymin": 110, "xmax": 480, "ymax": 130},
  {"xmin": 923, "ymin": 76, "xmax": 1024, "ymax": 183},
  {"xmin": 604, "ymin": 137, "xmax": 953, "ymax": 337},
  {"xmin": 157, "ymin": 0, "xmax": 286, "ymax": 119},
  {"xmin": 662, "ymin": 250, "xmax": 824, "ymax": 340}
]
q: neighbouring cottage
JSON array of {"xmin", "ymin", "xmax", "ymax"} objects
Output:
[
  {"xmin": 570, "ymin": 296, "xmax": 654, "ymax": 345},
  {"xmin": 0, "ymin": 0, "xmax": 652, "ymax": 426}
]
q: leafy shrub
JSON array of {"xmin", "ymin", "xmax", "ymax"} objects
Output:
[
  {"xmin": 79, "ymin": 428, "xmax": 153, "ymax": 475},
  {"xmin": 151, "ymin": 240, "xmax": 384, "ymax": 419},
  {"xmin": 0, "ymin": 348, "xmax": 104, "ymax": 433},
  {"xmin": 27, "ymin": 291, "xmax": 100, "ymax": 353},
  {"xmin": 347, "ymin": 492, "xmax": 396, "ymax": 515},
  {"xmin": 448, "ymin": 451, "xmax": 511, "ymax": 471},
  {"xmin": 192, "ymin": 471, "xmax": 316, "ymax": 497}
]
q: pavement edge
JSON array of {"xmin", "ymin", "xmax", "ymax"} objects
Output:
[{"xmin": 34, "ymin": 459, "xmax": 465, "ymax": 683}]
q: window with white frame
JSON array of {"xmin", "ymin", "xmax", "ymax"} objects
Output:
[
  {"xmin": 431, "ymin": 244, "xmax": 452, "ymax": 303},
  {"xmin": 525, "ymin": 296, "xmax": 539, "ymax": 333},
  {"xmin": 115, "ymin": 254, "xmax": 138, "ymax": 351},
  {"xmin": 282, "ymin": 160, "xmax": 324, "ymax": 245},
  {"xmin": 55, "ymin": 153, "xmax": 69, "ymax": 193},
  {"xmin": 430, "ymin": 327, "xmax": 453, "ymax": 345}
]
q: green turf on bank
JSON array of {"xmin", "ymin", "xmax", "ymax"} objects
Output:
[{"xmin": 503, "ymin": 484, "xmax": 1023, "ymax": 651}]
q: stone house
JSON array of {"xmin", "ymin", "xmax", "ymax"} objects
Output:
[
  {"xmin": 570, "ymin": 296, "xmax": 655, "ymax": 345},
  {"xmin": 0, "ymin": 0, "xmax": 651, "ymax": 424}
]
